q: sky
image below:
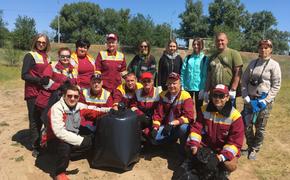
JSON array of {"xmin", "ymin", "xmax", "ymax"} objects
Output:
[{"xmin": 1, "ymin": 0, "xmax": 290, "ymax": 36}]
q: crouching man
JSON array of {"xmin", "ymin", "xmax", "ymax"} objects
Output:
[
  {"xmin": 44, "ymin": 85, "xmax": 105, "ymax": 180},
  {"xmin": 187, "ymin": 84, "xmax": 244, "ymax": 174},
  {"xmin": 151, "ymin": 72, "xmax": 195, "ymax": 152}
]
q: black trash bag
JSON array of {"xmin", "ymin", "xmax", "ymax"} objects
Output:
[
  {"xmin": 90, "ymin": 103, "xmax": 141, "ymax": 171},
  {"xmin": 172, "ymin": 158, "xmax": 200, "ymax": 180}
]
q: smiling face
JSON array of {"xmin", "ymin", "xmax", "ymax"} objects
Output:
[
  {"xmin": 64, "ymin": 89, "xmax": 80, "ymax": 108},
  {"xmin": 59, "ymin": 50, "xmax": 71, "ymax": 67},
  {"xmin": 192, "ymin": 40, "xmax": 202, "ymax": 54},
  {"xmin": 168, "ymin": 42, "xmax": 177, "ymax": 55},
  {"xmin": 125, "ymin": 74, "xmax": 137, "ymax": 90},
  {"xmin": 167, "ymin": 78, "xmax": 181, "ymax": 95},
  {"xmin": 139, "ymin": 41, "xmax": 149, "ymax": 55},
  {"xmin": 107, "ymin": 38, "xmax": 118, "ymax": 52},
  {"xmin": 215, "ymin": 33, "xmax": 228, "ymax": 52},
  {"xmin": 36, "ymin": 36, "xmax": 47, "ymax": 51},
  {"xmin": 258, "ymin": 44, "xmax": 272, "ymax": 59},
  {"xmin": 212, "ymin": 93, "xmax": 230, "ymax": 109}
]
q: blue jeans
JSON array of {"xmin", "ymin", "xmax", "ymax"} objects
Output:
[{"xmin": 152, "ymin": 124, "xmax": 189, "ymax": 147}]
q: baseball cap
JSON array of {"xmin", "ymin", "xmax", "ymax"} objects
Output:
[
  {"xmin": 168, "ymin": 72, "xmax": 180, "ymax": 81},
  {"xmin": 106, "ymin": 33, "xmax": 118, "ymax": 41},
  {"xmin": 140, "ymin": 72, "xmax": 153, "ymax": 80},
  {"xmin": 212, "ymin": 84, "xmax": 229, "ymax": 94},
  {"xmin": 91, "ymin": 74, "xmax": 102, "ymax": 81}
]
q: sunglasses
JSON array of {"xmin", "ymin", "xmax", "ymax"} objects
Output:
[
  {"xmin": 140, "ymin": 45, "xmax": 148, "ymax": 48},
  {"xmin": 212, "ymin": 93, "xmax": 226, "ymax": 99},
  {"xmin": 37, "ymin": 41, "xmax": 46, "ymax": 45},
  {"xmin": 66, "ymin": 94, "xmax": 79, "ymax": 99},
  {"xmin": 60, "ymin": 55, "xmax": 71, "ymax": 59},
  {"xmin": 142, "ymin": 79, "xmax": 152, "ymax": 83}
]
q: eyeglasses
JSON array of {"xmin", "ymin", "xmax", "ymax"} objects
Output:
[
  {"xmin": 37, "ymin": 41, "xmax": 46, "ymax": 45},
  {"xmin": 212, "ymin": 93, "xmax": 226, "ymax": 99},
  {"xmin": 60, "ymin": 55, "xmax": 71, "ymax": 59},
  {"xmin": 140, "ymin": 45, "xmax": 148, "ymax": 48},
  {"xmin": 66, "ymin": 94, "xmax": 79, "ymax": 99}
]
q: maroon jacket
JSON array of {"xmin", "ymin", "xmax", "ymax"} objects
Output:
[
  {"xmin": 21, "ymin": 51, "xmax": 50, "ymax": 100},
  {"xmin": 95, "ymin": 50, "xmax": 127, "ymax": 92},
  {"xmin": 187, "ymin": 101, "xmax": 244, "ymax": 161}
]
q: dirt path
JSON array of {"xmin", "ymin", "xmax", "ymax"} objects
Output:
[{"xmin": 0, "ymin": 81, "xmax": 258, "ymax": 180}]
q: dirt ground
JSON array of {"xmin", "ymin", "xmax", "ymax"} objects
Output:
[{"xmin": 0, "ymin": 81, "xmax": 259, "ymax": 180}]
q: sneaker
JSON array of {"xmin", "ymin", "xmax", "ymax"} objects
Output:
[
  {"xmin": 248, "ymin": 150, "xmax": 257, "ymax": 160},
  {"xmin": 55, "ymin": 172, "xmax": 69, "ymax": 180}
]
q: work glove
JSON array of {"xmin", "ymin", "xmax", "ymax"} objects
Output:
[
  {"xmin": 258, "ymin": 99, "xmax": 267, "ymax": 110},
  {"xmin": 161, "ymin": 124, "xmax": 173, "ymax": 137},
  {"xmin": 198, "ymin": 90, "xmax": 204, "ymax": 100},
  {"xmin": 150, "ymin": 128, "xmax": 158, "ymax": 140},
  {"xmin": 80, "ymin": 134, "xmax": 93, "ymax": 148},
  {"xmin": 250, "ymin": 99, "xmax": 260, "ymax": 113},
  {"xmin": 40, "ymin": 76, "xmax": 50, "ymax": 85},
  {"xmin": 229, "ymin": 90, "xmax": 236, "ymax": 100},
  {"xmin": 243, "ymin": 96, "xmax": 251, "ymax": 104}
]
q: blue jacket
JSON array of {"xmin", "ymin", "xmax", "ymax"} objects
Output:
[{"xmin": 180, "ymin": 52, "xmax": 208, "ymax": 91}]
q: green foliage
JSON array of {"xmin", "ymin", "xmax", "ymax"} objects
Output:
[
  {"xmin": 12, "ymin": 16, "xmax": 37, "ymax": 50},
  {"xmin": 0, "ymin": 10, "xmax": 10, "ymax": 48},
  {"xmin": 152, "ymin": 23, "xmax": 171, "ymax": 47},
  {"xmin": 0, "ymin": 65, "xmax": 21, "ymax": 82},
  {"xmin": 2, "ymin": 42, "xmax": 24, "ymax": 66},
  {"xmin": 178, "ymin": 0, "xmax": 208, "ymax": 42}
]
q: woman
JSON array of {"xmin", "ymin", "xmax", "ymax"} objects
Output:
[
  {"xmin": 180, "ymin": 38, "xmax": 208, "ymax": 113},
  {"xmin": 35, "ymin": 47, "xmax": 76, "ymax": 110},
  {"xmin": 241, "ymin": 39, "xmax": 281, "ymax": 160},
  {"xmin": 158, "ymin": 40, "xmax": 183, "ymax": 91},
  {"xmin": 21, "ymin": 33, "xmax": 51, "ymax": 157},
  {"xmin": 128, "ymin": 40, "xmax": 157, "ymax": 83},
  {"xmin": 71, "ymin": 38, "xmax": 95, "ymax": 88},
  {"xmin": 95, "ymin": 33, "xmax": 127, "ymax": 92}
]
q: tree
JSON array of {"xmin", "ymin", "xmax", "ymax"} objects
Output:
[
  {"xmin": 50, "ymin": 2, "xmax": 103, "ymax": 43},
  {"xmin": 208, "ymin": 0, "xmax": 248, "ymax": 36},
  {"xmin": 266, "ymin": 29, "xmax": 290, "ymax": 55},
  {"xmin": 0, "ymin": 10, "xmax": 9, "ymax": 48},
  {"xmin": 152, "ymin": 23, "xmax": 171, "ymax": 47},
  {"xmin": 126, "ymin": 13, "xmax": 155, "ymax": 48},
  {"xmin": 178, "ymin": 0, "xmax": 208, "ymax": 44},
  {"xmin": 12, "ymin": 16, "xmax": 37, "ymax": 50}
]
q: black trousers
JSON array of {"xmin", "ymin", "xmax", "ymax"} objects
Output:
[
  {"xmin": 188, "ymin": 91, "xmax": 203, "ymax": 113},
  {"xmin": 26, "ymin": 98, "xmax": 43, "ymax": 149}
]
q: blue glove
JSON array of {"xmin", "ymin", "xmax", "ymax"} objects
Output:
[{"xmin": 250, "ymin": 99, "xmax": 260, "ymax": 113}]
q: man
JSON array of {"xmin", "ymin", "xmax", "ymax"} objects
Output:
[
  {"xmin": 206, "ymin": 32, "xmax": 243, "ymax": 106},
  {"xmin": 131, "ymin": 72, "xmax": 160, "ymax": 131},
  {"xmin": 151, "ymin": 72, "xmax": 195, "ymax": 149},
  {"xmin": 95, "ymin": 33, "xmax": 127, "ymax": 92},
  {"xmin": 187, "ymin": 84, "xmax": 244, "ymax": 174},
  {"xmin": 79, "ymin": 74, "xmax": 113, "ymax": 132},
  {"xmin": 112, "ymin": 72, "xmax": 143, "ymax": 110},
  {"xmin": 45, "ymin": 85, "xmax": 104, "ymax": 180}
]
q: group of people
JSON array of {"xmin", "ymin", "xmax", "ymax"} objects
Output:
[{"xmin": 21, "ymin": 32, "xmax": 281, "ymax": 179}]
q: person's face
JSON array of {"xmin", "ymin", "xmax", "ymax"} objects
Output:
[
  {"xmin": 64, "ymin": 90, "xmax": 80, "ymax": 108},
  {"xmin": 90, "ymin": 79, "xmax": 103, "ymax": 94},
  {"xmin": 168, "ymin": 42, "xmax": 177, "ymax": 55},
  {"xmin": 258, "ymin": 45, "xmax": 272, "ymax": 59},
  {"xmin": 192, "ymin": 41, "xmax": 202, "ymax": 54},
  {"xmin": 212, "ymin": 93, "xmax": 229, "ymax": 109},
  {"xmin": 167, "ymin": 79, "xmax": 181, "ymax": 95},
  {"xmin": 59, "ymin": 50, "xmax": 71, "ymax": 66},
  {"xmin": 107, "ymin": 39, "xmax": 118, "ymax": 52},
  {"xmin": 141, "ymin": 78, "xmax": 154, "ymax": 92},
  {"xmin": 140, "ymin": 42, "xmax": 149, "ymax": 55},
  {"xmin": 215, "ymin": 34, "xmax": 228, "ymax": 51},
  {"xmin": 125, "ymin": 75, "xmax": 137, "ymax": 90},
  {"xmin": 76, "ymin": 46, "xmax": 88, "ymax": 58},
  {"xmin": 36, "ymin": 36, "xmax": 47, "ymax": 51}
]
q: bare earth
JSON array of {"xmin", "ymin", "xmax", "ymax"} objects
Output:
[{"xmin": 0, "ymin": 81, "xmax": 258, "ymax": 180}]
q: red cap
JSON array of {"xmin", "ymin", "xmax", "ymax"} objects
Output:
[
  {"xmin": 168, "ymin": 72, "xmax": 180, "ymax": 80},
  {"xmin": 212, "ymin": 84, "xmax": 229, "ymax": 94},
  {"xmin": 140, "ymin": 72, "xmax": 153, "ymax": 80},
  {"xmin": 106, "ymin": 33, "xmax": 118, "ymax": 41}
]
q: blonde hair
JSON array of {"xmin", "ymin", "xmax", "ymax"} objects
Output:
[{"xmin": 31, "ymin": 33, "xmax": 51, "ymax": 52}]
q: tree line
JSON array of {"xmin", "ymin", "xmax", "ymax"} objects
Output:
[{"xmin": 0, "ymin": 0, "xmax": 289, "ymax": 55}]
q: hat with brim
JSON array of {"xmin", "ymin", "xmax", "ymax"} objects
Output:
[
  {"xmin": 168, "ymin": 72, "xmax": 180, "ymax": 81},
  {"xmin": 91, "ymin": 74, "xmax": 102, "ymax": 81},
  {"xmin": 140, "ymin": 72, "xmax": 153, "ymax": 80},
  {"xmin": 106, "ymin": 33, "xmax": 118, "ymax": 41},
  {"xmin": 212, "ymin": 84, "xmax": 229, "ymax": 94}
]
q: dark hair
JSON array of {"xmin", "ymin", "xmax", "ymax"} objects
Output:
[
  {"xmin": 139, "ymin": 40, "xmax": 151, "ymax": 54},
  {"xmin": 31, "ymin": 33, "xmax": 51, "ymax": 52},
  {"xmin": 167, "ymin": 39, "xmax": 178, "ymax": 47},
  {"xmin": 57, "ymin": 47, "xmax": 71, "ymax": 56},
  {"xmin": 64, "ymin": 85, "xmax": 80, "ymax": 95},
  {"xmin": 75, "ymin": 39, "xmax": 90, "ymax": 49},
  {"xmin": 192, "ymin": 37, "xmax": 204, "ymax": 50}
]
